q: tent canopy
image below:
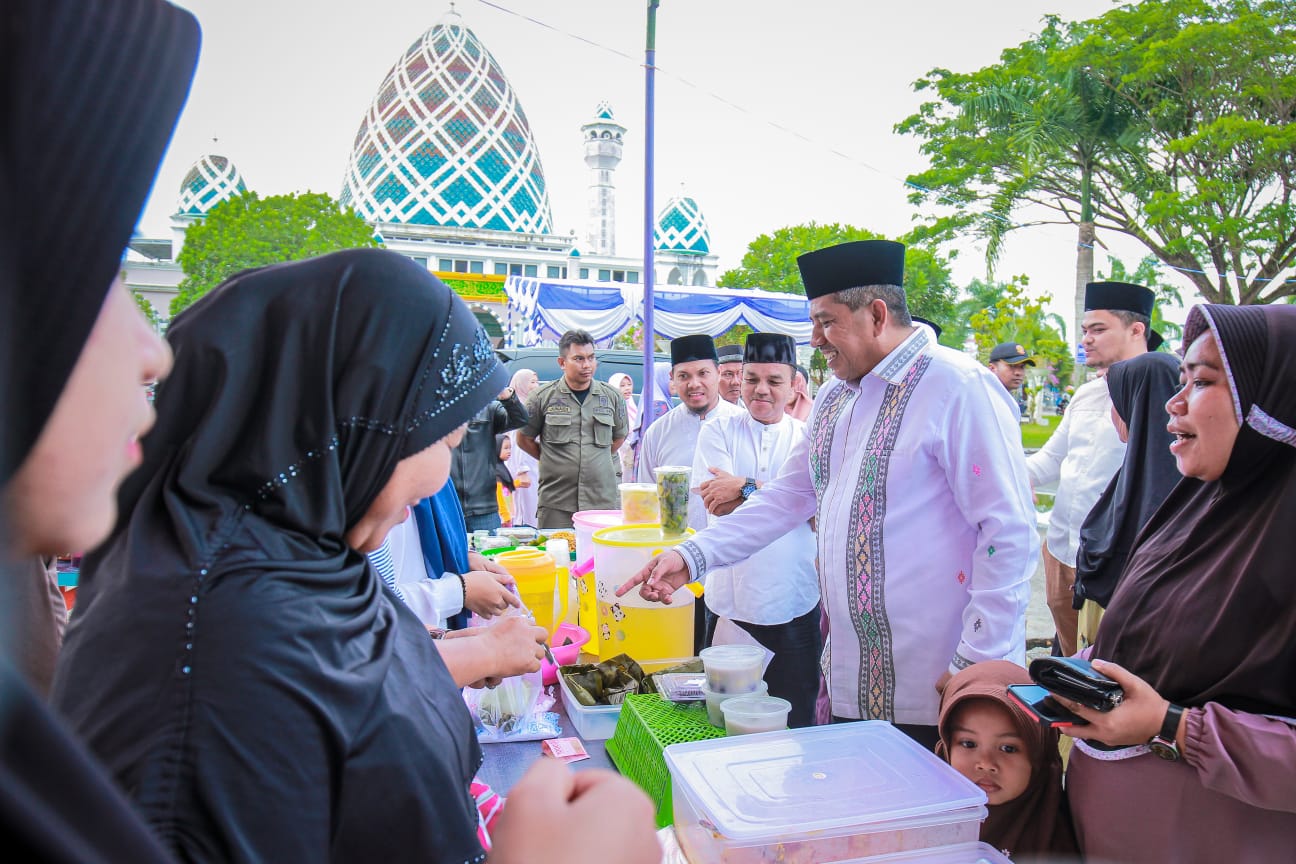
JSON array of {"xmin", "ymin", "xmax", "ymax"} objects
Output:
[{"xmin": 504, "ymin": 277, "xmax": 812, "ymax": 345}]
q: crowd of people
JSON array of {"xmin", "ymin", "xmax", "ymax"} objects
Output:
[{"xmin": 3, "ymin": 2, "xmax": 1294, "ymax": 863}]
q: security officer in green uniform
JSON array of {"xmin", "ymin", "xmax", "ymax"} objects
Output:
[{"xmin": 517, "ymin": 329, "xmax": 628, "ymax": 528}]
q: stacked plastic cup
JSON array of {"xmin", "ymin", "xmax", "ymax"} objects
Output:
[{"xmin": 698, "ymin": 644, "xmax": 768, "ymax": 729}]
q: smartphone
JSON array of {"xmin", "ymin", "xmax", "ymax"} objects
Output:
[{"xmin": 1007, "ymin": 684, "xmax": 1089, "ymax": 728}]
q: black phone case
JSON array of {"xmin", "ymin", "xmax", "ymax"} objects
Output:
[{"xmin": 1028, "ymin": 656, "xmax": 1124, "ymax": 712}]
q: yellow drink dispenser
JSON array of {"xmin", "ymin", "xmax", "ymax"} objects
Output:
[{"xmin": 591, "ymin": 525, "xmax": 695, "ymax": 665}]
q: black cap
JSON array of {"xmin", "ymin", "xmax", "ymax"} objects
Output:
[
  {"xmin": 670, "ymin": 334, "xmax": 718, "ymax": 367},
  {"xmin": 1085, "ymin": 282, "xmax": 1155, "ymax": 316},
  {"xmin": 796, "ymin": 240, "xmax": 905, "ymax": 300},
  {"xmin": 912, "ymin": 316, "xmax": 942, "ymax": 340},
  {"xmin": 716, "ymin": 344, "xmax": 744, "ymax": 364},
  {"xmin": 1085, "ymin": 282, "xmax": 1164, "ymax": 350},
  {"xmin": 989, "ymin": 342, "xmax": 1036, "ymax": 365},
  {"xmin": 743, "ymin": 332, "xmax": 797, "ymax": 366},
  {"xmin": 794, "ymin": 364, "xmax": 809, "ymax": 381}
]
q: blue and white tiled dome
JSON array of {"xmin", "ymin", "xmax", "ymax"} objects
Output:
[
  {"xmin": 654, "ymin": 193, "xmax": 710, "ymax": 255},
  {"xmin": 176, "ymin": 154, "xmax": 247, "ymax": 216},
  {"xmin": 339, "ymin": 9, "xmax": 553, "ymax": 233}
]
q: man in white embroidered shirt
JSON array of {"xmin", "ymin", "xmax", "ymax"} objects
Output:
[
  {"xmin": 693, "ymin": 332, "xmax": 820, "ymax": 727},
  {"xmin": 619, "ymin": 239, "xmax": 1037, "ymax": 748},
  {"xmin": 1026, "ymin": 281, "xmax": 1160, "ymax": 656}
]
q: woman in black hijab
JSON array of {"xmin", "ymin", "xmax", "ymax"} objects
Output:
[
  {"xmin": 2, "ymin": 0, "xmax": 198, "ymax": 859},
  {"xmin": 1073, "ymin": 351, "xmax": 1182, "ymax": 630},
  {"xmin": 1061, "ymin": 304, "xmax": 1296, "ymax": 861},
  {"xmin": 52, "ymin": 249, "xmax": 658, "ymax": 863}
]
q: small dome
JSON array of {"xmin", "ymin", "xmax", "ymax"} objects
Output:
[
  {"xmin": 595, "ymin": 100, "xmax": 615, "ymax": 120},
  {"xmin": 176, "ymin": 154, "xmax": 247, "ymax": 216},
  {"xmin": 339, "ymin": 9, "xmax": 552, "ymax": 233},
  {"xmin": 654, "ymin": 194, "xmax": 710, "ymax": 255}
]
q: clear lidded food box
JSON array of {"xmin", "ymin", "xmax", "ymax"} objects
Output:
[{"xmin": 664, "ymin": 721, "xmax": 987, "ymax": 864}]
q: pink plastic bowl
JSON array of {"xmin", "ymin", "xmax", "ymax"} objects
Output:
[{"xmin": 541, "ymin": 623, "xmax": 591, "ymax": 686}]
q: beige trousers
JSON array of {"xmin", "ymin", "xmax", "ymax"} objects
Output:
[{"xmin": 1043, "ymin": 544, "xmax": 1079, "ymax": 657}]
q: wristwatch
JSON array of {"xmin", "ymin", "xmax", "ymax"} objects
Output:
[
  {"xmin": 740, "ymin": 477, "xmax": 758, "ymax": 499},
  {"xmin": 1148, "ymin": 702, "xmax": 1185, "ymax": 761}
]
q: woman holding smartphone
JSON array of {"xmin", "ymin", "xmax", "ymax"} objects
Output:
[{"xmin": 1058, "ymin": 304, "xmax": 1296, "ymax": 861}]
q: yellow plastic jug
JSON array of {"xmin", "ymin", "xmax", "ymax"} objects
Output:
[
  {"xmin": 591, "ymin": 525, "xmax": 695, "ymax": 666},
  {"xmin": 496, "ymin": 548, "xmax": 565, "ymax": 635}
]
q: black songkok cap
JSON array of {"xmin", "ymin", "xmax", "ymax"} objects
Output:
[
  {"xmin": 716, "ymin": 344, "xmax": 745, "ymax": 364},
  {"xmin": 1085, "ymin": 282, "xmax": 1155, "ymax": 317},
  {"xmin": 796, "ymin": 240, "xmax": 905, "ymax": 300},
  {"xmin": 743, "ymin": 332, "xmax": 797, "ymax": 366},
  {"xmin": 1085, "ymin": 282, "xmax": 1164, "ymax": 350},
  {"xmin": 670, "ymin": 334, "xmax": 718, "ymax": 367},
  {"xmin": 912, "ymin": 316, "xmax": 943, "ymax": 340}
]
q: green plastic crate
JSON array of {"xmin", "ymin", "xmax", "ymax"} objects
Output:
[{"xmin": 605, "ymin": 693, "xmax": 726, "ymax": 828}]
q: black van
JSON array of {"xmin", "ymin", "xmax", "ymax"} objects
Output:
[{"xmin": 494, "ymin": 347, "xmax": 670, "ymax": 399}]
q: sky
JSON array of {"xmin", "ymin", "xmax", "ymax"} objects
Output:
[{"xmin": 143, "ymin": 0, "xmax": 1201, "ymax": 344}]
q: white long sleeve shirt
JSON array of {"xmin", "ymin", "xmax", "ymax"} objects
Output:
[
  {"xmin": 1026, "ymin": 376, "xmax": 1126, "ymax": 567},
  {"xmin": 692, "ymin": 412, "xmax": 819, "ymax": 625},
  {"xmin": 385, "ymin": 518, "xmax": 463, "ymax": 628},
  {"xmin": 674, "ymin": 327, "xmax": 1037, "ymax": 725},
  {"xmin": 636, "ymin": 398, "xmax": 745, "ymax": 531}
]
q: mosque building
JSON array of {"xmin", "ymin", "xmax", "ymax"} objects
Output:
[{"xmin": 125, "ymin": 7, "xmax": 718, "ymax": 343}]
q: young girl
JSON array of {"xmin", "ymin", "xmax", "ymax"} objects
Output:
[{"xmin": 936, "ymin": 661, "xmax": 1078, "ymax": 860}]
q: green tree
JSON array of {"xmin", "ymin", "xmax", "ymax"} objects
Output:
[
  {"xmin": 969, "ymin": 279, "xmax": 1073, "ymax": 385},
  {"xmin": 1095, "ymin": 255, "xmax": 1186, "ymax": 344},
  {"xmin": 945, "ymin": 278, "xmax": 1013, "ymax": 350},
  {"xmin": 717, "ymin": 222, "xmax": 959, "ymax": 331},
  {"xmin": 131, "ymin": 289, "xmax": 161, "ymax": 330},
  {"xmin": 900, "ymin": 0, "xmax": 1296, "ymax": 310},
  {"xmin": 172, "ymin": 191, "xmax": 380, "ymax": 316},
  {"xmin": 898, "ymin": 13, "xmax": 1143, "ymax": 383}
]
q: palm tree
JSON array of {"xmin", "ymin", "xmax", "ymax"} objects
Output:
[{"xmin": 935, "ymin": 17, "xmax": 1145, "ymax": 382}]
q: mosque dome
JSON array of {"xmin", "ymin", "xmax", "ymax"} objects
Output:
[
  {"xmin": 339, "ymin": 9, "xmax": 553, "ymax": 233},
  {"xmin": 176, "ymin": 154, "xmax": 247, "ymax": 216},
  {"xmin": 654, "ymin": 193, "xmax": 710, "ymax": 255}
]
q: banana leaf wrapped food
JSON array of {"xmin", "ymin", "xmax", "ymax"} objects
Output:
[
  {"xmin": 561, "ymin": 654, "xmax": 704, "ymax": 706},
  {"xmin": 560, "ymin": 653, "xmax": 646, "ymax": 706}
]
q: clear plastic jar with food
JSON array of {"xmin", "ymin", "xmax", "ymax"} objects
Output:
[
  {"xmin": 654, "ymin": 466, "xmax": 692, "ymax": 537},
  {"xmin": 618, "ymin": 482, "xmax": 660, "ymax": 524}
]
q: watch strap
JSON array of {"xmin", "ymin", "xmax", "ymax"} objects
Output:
[
  {"xmin": 740, "ymin": 477, "xmax": 757, "ymax": 499},
  {"xmin": 1157, "ymin": 703, "xmax": 1185, "ymax": 744}
]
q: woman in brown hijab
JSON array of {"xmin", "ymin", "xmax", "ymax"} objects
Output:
[
  {"xmin": 1062, "ymin": 304, "xmax": 1296, "ymax": 862},
  {"xmin": 936, "ymin": 661, "xmax": 1078, "ymax": 860}
]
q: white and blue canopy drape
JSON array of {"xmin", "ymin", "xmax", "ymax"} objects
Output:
[{"xmin": 504, "ymin": 277, "xmax": 812, "ymax": 345}]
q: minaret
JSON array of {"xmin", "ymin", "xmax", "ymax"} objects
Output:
[{"xmin": 580, "ymin": 101, "xmax": 626, "ymax": 256}]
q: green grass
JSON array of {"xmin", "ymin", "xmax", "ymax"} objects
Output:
[{"xmin": 1021, "ymin": 415, "xmax": 1062, "ymax": 450}]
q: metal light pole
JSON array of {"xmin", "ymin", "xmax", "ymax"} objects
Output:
[{"xmin": 639, "ymin": 0, "xmax": 660, "ymax": 442}]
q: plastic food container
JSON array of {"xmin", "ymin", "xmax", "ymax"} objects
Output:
[
  {"xmin": 721, "ymin": 695, "xmax": 790, "ymax": 735},
  {"xmin": 558, "ymin": 657, "xmax": 692, "ymax": 741},
  {"xmin": 654, "ymin": 466, "xmax": 692, "ymax": 536},
  {"xmin": 699, "ymin": 645, "xmax": 766, "ymax": 694},
  {"xmin": 702, "ymin": 679, "xmax": 768, "ymax": 727},
  {"xmin": 837, "ymin": 842, "xmax": 1011, "ymax": 863},
  {"xmin": 592, "ymin": 525, "xmax": 696, "ymax": 667},
  {"xmin": 665, "ymin": 721, "xmax": 988, "ymax": 864},
  {"xmin": 619, "ymin": 482, "xmax": 661, "ymax": 524}
]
